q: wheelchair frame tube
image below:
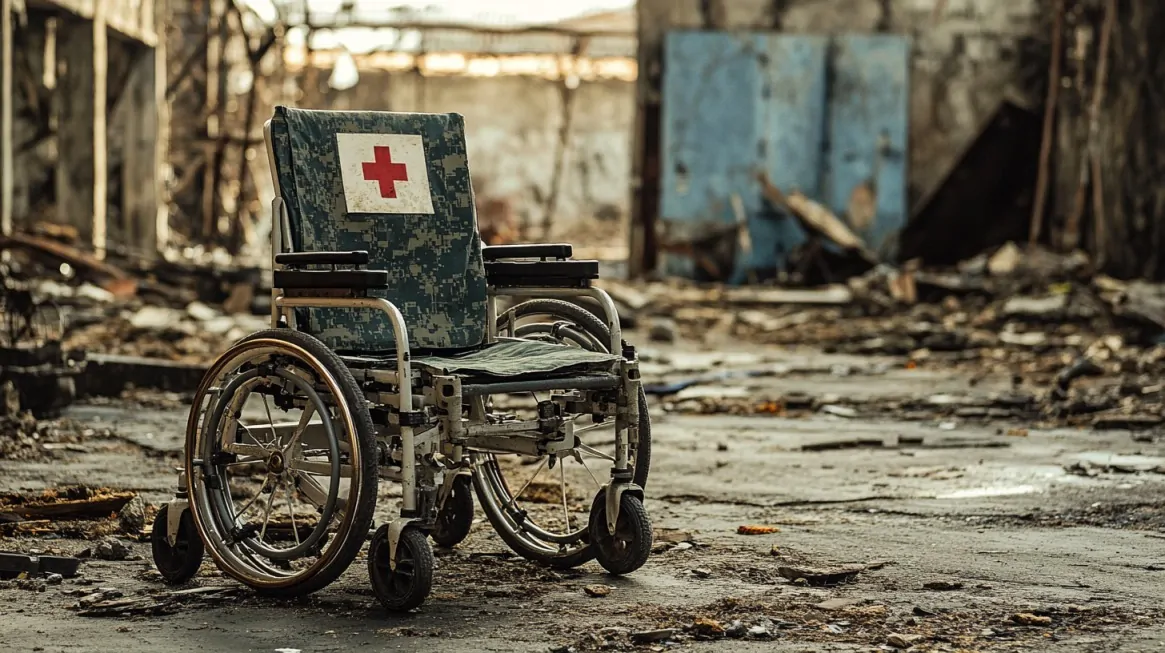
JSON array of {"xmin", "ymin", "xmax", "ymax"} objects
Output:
[
  {"xmin": 275, "ymin": 296, "xmax": 418, "ymax": 513},
  {"xmin": 487, "ymin": 287, "xmax": 622, "ymax": 354}
]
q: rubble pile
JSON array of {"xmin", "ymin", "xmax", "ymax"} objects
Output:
[
  {"xmin": 0, "ymin": 413, "xmax": 95, "ymax": 461},
  {"xmin": 604, "ymin": 243, "xmax": 1165, "ymax": 428}
]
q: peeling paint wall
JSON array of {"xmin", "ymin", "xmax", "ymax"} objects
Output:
[
  {"xmin": 298, "ymin": 70, "xmax": 634, "ymax": 240},
  {"xmin": 633, "ymin": 0, "xmax": 1042, "ymax": 271}
]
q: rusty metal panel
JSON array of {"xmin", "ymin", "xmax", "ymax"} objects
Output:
[
  {"xmin": 756, "ymin": 35, "xmax": 828, "ymax": 274},
  {"xmin": 659, "ymin": 31, "xmax": 828, "ymax": 280},
  {"xmin": 825, "ymin": 35, "xmax": 910, "ymax": 259},
  {"xmin": 659, "ymin": 30, "xmax": 766, "ymax": 279}
]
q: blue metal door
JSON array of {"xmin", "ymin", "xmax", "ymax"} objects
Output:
[
  {"xmin": 659, "ymin": 31, "xmax": 910, "ymax": 280},
  {"xmin": 825, "ymin": 35, "xmax": 910, "ymax": 260},
  {"xmin": 660, "ymin": 31, "xmax": 767, "ymax": 280}
]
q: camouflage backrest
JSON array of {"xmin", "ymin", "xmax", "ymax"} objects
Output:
[{"xmin": 269, "ymin": 106, "xmax": 488, "ymax": 352}]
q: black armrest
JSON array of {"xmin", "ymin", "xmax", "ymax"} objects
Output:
[
  {"xmin": 481, "ymin": 243, "xmax": 572, "ymax": 261},
  {"xmin": 275, "ymin": 250, "xmax": 369, "ymax": 267},
  {"xmin": 274, "ymin": 269, "xmax": 389, "ymax": 290},
  {"xmin": 485, "ymin": 260, "xmax": 598, "ymax": 289}
]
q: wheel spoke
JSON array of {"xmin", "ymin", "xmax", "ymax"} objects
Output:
[
  {"xmin": 503, "ymin": 456, "xmax": 547, "ymax": 510},
  {"xmin": 284, "ymin": 479, "xmax": 301, "ymax": 546},
  {"xmin": 282, "ymin": 404, "xmax": 316, "ymax": 456},
  {"xmin": 235, "ymin": 475, "xmax": 270, "ymax": 520},
  {"xmin": 261, "ymin": 392, "xmax": 279, "ymax": 447},
  {"xmin": 576, "ymin": 442, "xmax": 615, "ymax": 462},
  {"xmin": 572, "ymin": 450, "xmax": 603, "ymax": 489},
  {"xmin": 258, "ymin": 480, "xmax": 280, "ymax": 543}
]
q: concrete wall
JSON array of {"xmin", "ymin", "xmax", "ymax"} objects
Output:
[
  {"xmin": 632, "ymin": 0, "xmax": 1043, "ymax": 272},
  {"xmin": 303, "ymin": 70, "xmax": 634, "ymax": 241}
]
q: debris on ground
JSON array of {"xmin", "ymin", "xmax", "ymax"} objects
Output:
[
  {"xmin": 0, "ymin": 487, "xmax": 136, "ymax": 522},
  {"xmin": 1010, "ymin": 612, "xmax": 1054, "ymax": 626},
  {"xmin": 583, "ymin": 585, "xmax": 611, "ymax": 598},
  {"xmin": 116, "ymin": 496, "xmax": 147, "ymax": 535},
  {"xmin": 736, "ymin": 524, "xmax": 780, "ymax": 535},
  {"xmin": 886, "ymin": 632, "xmax": 925, "ymax": 648},
  {"xmin": 922, "ymin": 580, "xmax": 965, "ymax": 591},
  {"xmin": 777, "ymin": 564, "xmax": 864, "ymax": 586},
  {"xmin": 92, "ymin": 538, "xmax": 131, "ymax": 561}
]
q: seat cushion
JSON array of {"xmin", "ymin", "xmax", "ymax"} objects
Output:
[{"xmin": 344, "ymin": 339, "xmax": 620, "ymax": 381}]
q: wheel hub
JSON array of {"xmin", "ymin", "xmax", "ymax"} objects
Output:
[{"xmin": 267, "ymin": 450, "xmax": 286, "ymax": 474}]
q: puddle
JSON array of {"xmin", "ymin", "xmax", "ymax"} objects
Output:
[{"xmin": 937, "ymin": 484, "xmax": 1040, "ymax": 499}]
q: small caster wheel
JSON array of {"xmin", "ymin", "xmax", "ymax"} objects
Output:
[
  {"xmin": 151, "ymin": 504, "xmax": 204, "ymax": 584},
  {"xmin": 430, "ymin": 475, "xmax": 474, "ymax": 548},
  {"xmin": 368, "ymin": 524, "xmax": 433, "ymax": 612},
  {"xmin": 588, "ymin": 490, "xmax": 652, "ymax": 575}
]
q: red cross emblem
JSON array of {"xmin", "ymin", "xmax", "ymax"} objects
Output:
[{"xmin": 361, "ymin": 146, "xmax": 409, "ymax": 199}]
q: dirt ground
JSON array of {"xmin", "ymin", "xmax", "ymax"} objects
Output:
[{"xmin": 4, "ymin": 337, "xmax": 1165, "ymax": 652}]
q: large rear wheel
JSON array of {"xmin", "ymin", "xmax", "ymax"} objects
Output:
[{"xmin": 471, "ymin": 299, "xmax": 651, "ymax": 569}]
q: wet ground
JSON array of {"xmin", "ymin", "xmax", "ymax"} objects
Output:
[{"xmin": 3, "ymin": 340, "xmax": 1165, "ymax": 652}]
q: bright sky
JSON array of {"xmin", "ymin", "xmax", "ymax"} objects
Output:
[{"xmin": 244, "ymin": 0, "xmax": 634, "ymax": 26}]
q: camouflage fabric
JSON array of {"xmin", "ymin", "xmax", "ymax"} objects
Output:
[
  {"xmin": 413, "ymin": 339, "xmax": 619, "ymax": 380},
  {"xmin": 270, "ymin": 106, "xmax": 487, "ymax": 351}
]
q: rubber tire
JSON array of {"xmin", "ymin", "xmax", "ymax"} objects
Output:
[
  {"xmin": 368, "ymin": 524, "xmax": 434, "ymax": 612},
  {"xmin": 217, "ymin": 328, "xmax": 379, "ymax": 598},
  {"xmin": 496, "ymin": 298, "xmax": 651, "ymax": 488},
  {"xmin": 588, "ymin": 491, "xmax": 652, "ymax": 576},
  {"xmin": 430, "ymin": 474, "xmax": 474, "ymax": 548},
  {"xmin": 151, "ymin": 504, "xmax": 205, "ymax": 585}
]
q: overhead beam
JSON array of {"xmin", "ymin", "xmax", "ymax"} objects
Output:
[{"xmin": 27, "ymin": 0, "xmax": 157, "ymax": 46}]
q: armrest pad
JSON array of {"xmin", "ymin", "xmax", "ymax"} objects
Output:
[
  {"xmin": 275, "ymin": 250, "xmax": 369, "ymax": 267},
  {"xmin": 485, "ymin": 260, "xmax": 598, "ymax": 288},
  {"xmin": 481, "ymin": 243, "xmax": 572, "ymax": 261}
]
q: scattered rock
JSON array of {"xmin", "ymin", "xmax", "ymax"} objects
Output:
[
  {"xmin": 747, "ymin": 624, "xmax": 772, "ymax": 639},
  {"xmin": 117, "ymin": 496, "xmax": 146, "ymax": 534},
  {"xmin": 820, "ymin": 404, "xmax": 858, "ymax": 418},
  {"xmin": 887, "ymin": 633, "xmax": 925, "ymax": 648},
  {"xmin": 45, "ymin": 573, "xmax": 63, "ymax": 585},
  {"xmin": 724, "ymin": 620, "xmax": 747, "ymax": 638},
  {"xmin": 597, "ymin": 627, "xmax": 629, "ymax": 640},
  {"xmin": 690, "ymin": 617, "xmax": 725, "ymax": 638},
  {"xmin": 630, "ymin": 628, "xmax": 678, "ymax": 644},
  {"xmin": 648, "ymin": 318, "xmax": 677, "ymax": 343},
  {"xmin": 93, "ymin": 538, "xmax": 130, "ymax": 561},
  {"xmin": 922, "ymin": 580, "xmax": 963, "ymax": 591},
  {"xmin": 692, "ymin": 568, "xmax": 712, "ymax": 579},
  {"xmin": 815, "ymin": 598, "xmax": 862, "ymax": 611},
  {"xmin": 778, "ymin": 564, "xmax": 863, "ymax": 586},
  {"xmin": 15, "ymin": 578, "xmax": 46, "ymax": 592},
  {"xmin": 1010, "ymin": 612, "xmax": 1053, "ymax": 626},
  {"xmin": 583, "ymin": 584, "xmax": 611, "ymax": 598}
]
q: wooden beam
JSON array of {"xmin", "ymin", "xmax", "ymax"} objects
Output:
[
  {"xmin": 92, "ymin": 0, "xmax": 107, "ymax": 257},
  {"xmin": 1, "ymin": 0, "xmax": 12, "ymax": 238},
  {"xmin": 304, "ymin": 19, "xmax": 630, "ymax": 40}
]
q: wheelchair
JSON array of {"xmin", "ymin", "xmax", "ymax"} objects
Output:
[{"xmin": 149, "ymin": 107, "xmax": 653, "ymax": 612}]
